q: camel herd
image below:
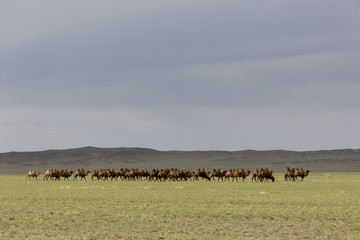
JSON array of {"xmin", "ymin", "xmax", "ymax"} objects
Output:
[
  {"xmin": 251, "ymin": 168, "xmax": 275, "ymax": 182},
  {"xmin": 26, "ymin": 167, "xmax": 311, "ymax": 182},
  {"xmin": 284, "ymin": 167, "xmax": 311, "ymax": 181}
]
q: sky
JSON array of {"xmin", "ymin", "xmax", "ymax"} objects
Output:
[{"xmin": 1, "ymin": 0, "xmax": 360, "ymax": 152}]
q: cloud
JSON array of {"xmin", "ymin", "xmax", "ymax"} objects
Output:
[
  {"xmin": 0, "ymin": 1, "xmax": 359, "ymax": 152},
  {"xmin": 1, "ymin": 50, "xmax": 359, "ymax": 111}
]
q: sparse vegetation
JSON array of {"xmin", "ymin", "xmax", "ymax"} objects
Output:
[{"xmin": 1, "ymin": 173, "xmax": 360, "ymax": 239}]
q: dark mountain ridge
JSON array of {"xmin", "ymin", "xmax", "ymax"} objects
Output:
[{"xmin": 1, "ymin": 147, "xmax": 360, "ymax": 174}]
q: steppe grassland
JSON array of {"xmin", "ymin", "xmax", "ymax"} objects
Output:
[{"xmin": 0, "ymin": 173, "xmax": 359, "ymax": 239}]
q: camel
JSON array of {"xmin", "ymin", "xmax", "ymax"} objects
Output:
[
  {"xmin": 98, "ymin": 169, "xmax": 107, "ymax": 180},
  {"xmin": 241, "ymin": 170, "xmax": 251, "ymax": 182},
  {"xmin": 73, "ymin": 169, "xmax": 90, "ymax": 181},
  {"xmin": 168, "ymin": 169, "xmax": 177, "ymax": 181},
  {"xmin": 295, "ymin": 169, "xmax": 310, "ymax": 181},
  {"xmin": 43, "ymin": 169, "xmax": 52, "ymax": 181},
  {"xmin": 91, "ymin": 170, "xmax": 99, "ymax": 180},
  {"xmin": 52, "ymin": 170, "xmax": 62, "ymax": 180},
  {"xmin": 62, "ymin": 170, "xmax": 73, "ymax": 181},
  {"xmin": 149, "ymin": 169, "xmax": 159, "ymax": 181},
  {"xmin": 157, "ymin": 169, "xmax": 168, "ymax": 182},
  {"xmin": 171, "ymin": 169, "xmax": 178, "ymax": 181},
  {"xmin": 26, "ymin": 170, "xmax": 35, "ymax": 180},
  {"xmin": 34, "ymin": 171, "xmax": 41, "ymax": 179},
  {"xmin": 175, "ymin": 169, "xmax": 189, "ymax": 181},
  {"xmin": 252, "ymin": 169, "xmax": 259, "ymax": 182},
  {"xmin": 128, "ymin": 168, "xmax": 141, "ymax": 181},
  {"xmin": 140, "ymin": 170, "xmax": 149, "ymax": 181},
  {"xmin": 118, "ymin": 168, "xmax": 129, "ymax": 180},
  {"xmin": 232, "ymin": 169, "xmax": 250, "ymax": 182},
  {"xmin": 109, "ymin": 169, "xmax": 120, "ymax": 181},
  {"xmin": 80, "ymin": 170, "xmax": 90, "ymax": 181},
  {"xmin": 259, "ymin": 168, "xmax": 275, "ymax": 182},
  {"xmin": 186, "ymin": 170, "xmax": 194, "ymax": 180},
  {"xmin": 224, "ymin": 169, "xmax": 235, "ymax": 181},
  {"xmin": 26, "ymin": 170, "xmax": 40, "ymax": 180},
  {"xmin": 73, "ymin": 169, "xmax": 81, "ymax": 180},
  {"xmin": 166, "ymin": 169, "xmax": 188, "ymax": 181},
  {"xmin": 211, "ymin": 169, "xmax": 226, "ymax": 182},
  {"xmin": 105, "ymin": 169, "xmax": 112, "ymax": 180},
  {"xmin": 284, "ymin": 167, "xmax": 296, "ymax": 181},
  {"xmin": 232, "ymin": 169, "xmax": 243, "ymax": 182},
  {"xmin": 193, "ymin": 169, "xmax": 211, "ymax": 181},
  {"xmin": 294, "ymin": 168, "xmax": 302, "ymax": 181}
]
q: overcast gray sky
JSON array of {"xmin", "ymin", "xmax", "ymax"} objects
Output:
[{"xmin": 1, "ymin": 0, "xmax": 360, "ymax": 152}]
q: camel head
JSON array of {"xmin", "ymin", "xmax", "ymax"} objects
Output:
[{"xmin": 271, "ymin": 176, "xmax": 275, "ymax": 182}]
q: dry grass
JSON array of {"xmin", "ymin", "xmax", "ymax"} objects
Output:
[{"xmin": 0, "ymin": 173, "xmax": 359, "ymax": 239}]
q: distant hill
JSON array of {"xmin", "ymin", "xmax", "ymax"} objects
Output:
[{"xmin": 1, "ymin": 147, "xmax": 360, "ymax": 174}]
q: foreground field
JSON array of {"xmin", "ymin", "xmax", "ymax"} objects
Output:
[{"xmin": 0, "ymin": 173, "xmax": 359, "ymax": 239}]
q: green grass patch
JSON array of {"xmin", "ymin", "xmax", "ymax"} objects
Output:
[{"xmin": 0, "ymin": 173, "xmax": 359, "ymax": 239}]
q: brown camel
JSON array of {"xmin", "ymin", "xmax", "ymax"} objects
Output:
[
  {"xmin": 295, "ymin": 169, "xmax": 311, "ymax": 181},
  {"xmin": 284, "ymin": 167, "xmax": 295, "ymax": 181},
  {"xmin": 211, "ymin": 169, "xmax": 226, "ymax": 182},
  {"xmin": 259, "ymin": 168, "xmax": 275, "ymax": 182},
  {"xmin": 26, "ymin": 170, "xmax": 40, "ymax": 180},
  {"xmin": 251, "ymin": 169, "xmax": 259, "ymax": 182},
  {"xmin": 193, "ymin": 169, "xmax": 211, "ymax": 181}
]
